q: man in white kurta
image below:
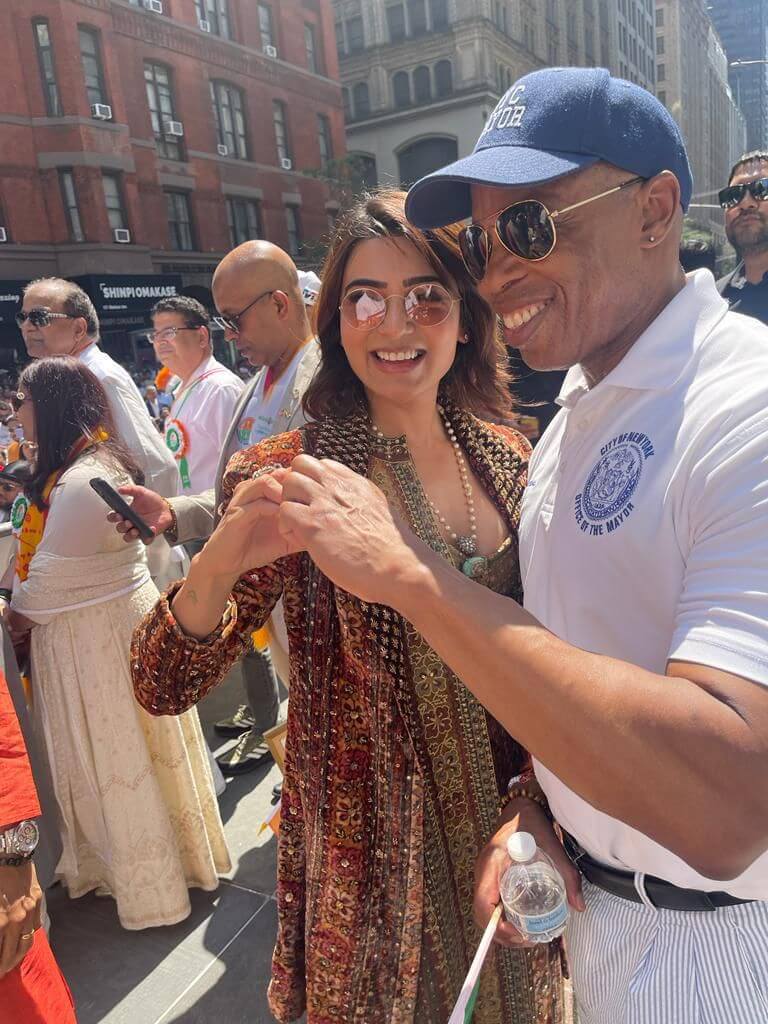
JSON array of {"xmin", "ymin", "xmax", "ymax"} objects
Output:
[{"xmin": 148, "ymin": 296, "xmax": 243, "ymax": 495}]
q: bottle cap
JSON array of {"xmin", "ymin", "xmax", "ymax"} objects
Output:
[{"xmin": 507, "ymin": 831, "xmax": 536, "ymax": 863}]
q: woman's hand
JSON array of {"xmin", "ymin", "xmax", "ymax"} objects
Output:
[
  {"xmin": 474, "ymin": 799, "xmax": 584, "ymax": 947},
  {"xmin": 172, "ymin": 470, "xmax": 297, "ymax": 641},
  {"xmin": 199, "ymin": 471, "xmax": 296, "ymax": 582}
]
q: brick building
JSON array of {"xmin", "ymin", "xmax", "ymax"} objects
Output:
[{"xmin": 0, "ymin": 0, "xmax": 344, "ymax": 366}]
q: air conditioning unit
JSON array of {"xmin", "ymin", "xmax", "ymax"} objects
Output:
[
  {"xmin": 91, "ymin": 103, "xmax": 113, "ymax": 120},
  {"xmin": 198, "ymin": 18, "xmax": 211, "ymax": 32},
  {"xmin": 217, "ymin": 143, "xmax": 228, "ymax": 156},
  {"xmin": 113, "ymin": 228, "xmax": 131, "ymax": 243},
  {"xmin": 143, "ymin": 0, "xmax": 163, "ymax": 12},
  {"xmin": 163, "ymin": 120, "xmax": 184, "ymax": 137},
  {"xmin": 264, "ymin": 45, "xmax": 278, "ymax": 58},
  {"xmin": 0, "ymin": 228, "xmax": 7, "ymax": 243},
  {"xmin": 280, "ymin": 157, "xmax": 293, "ymax": 170}
]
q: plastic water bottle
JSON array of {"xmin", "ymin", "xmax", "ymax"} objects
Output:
[{"xmin": 499, "ymin": 832, "xmax": 569, "ymax": 943}]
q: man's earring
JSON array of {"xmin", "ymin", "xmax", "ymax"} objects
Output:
[
  {"xmin": 649, "ymin": 236, "xmax": 656, "ymax": 243},
  {"xmin": 459, "ymin": 333, "xmax": 469, "ymax": 344}
]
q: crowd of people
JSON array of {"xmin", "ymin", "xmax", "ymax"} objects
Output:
[{"xmin": 3, "ymin": 66, "xmax": 768, "ymax": 1024}]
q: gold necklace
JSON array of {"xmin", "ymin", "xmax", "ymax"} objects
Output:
[{"xmin": 371, "ymin": 409, "xmax": 488, "ymax": 578}]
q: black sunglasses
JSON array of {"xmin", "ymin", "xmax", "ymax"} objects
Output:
[
  {"xmin": 15, "ymin": 307, "xmax": 78, "ymax": 329},
  {"xmin": 212, "ymin": 290, "xmax": 274, "ymax": 333},
  {"xmin": 458, "ymin": 175, "xmax": 647, "ymax": 280},
  {"xmin": 718, "ymin": 177, "xmax": 768, "ymax": 210}
]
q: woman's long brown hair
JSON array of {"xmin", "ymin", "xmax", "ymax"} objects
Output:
[{"xmin": 303, "ymin": 189, "xmax": 511, "ymax": 422}]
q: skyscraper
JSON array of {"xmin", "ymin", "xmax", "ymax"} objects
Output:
[{"xmin": 708, "ymin": 0, "xmax": 768, "ymax": 151}]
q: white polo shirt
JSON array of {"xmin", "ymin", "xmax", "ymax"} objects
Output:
[{"xmin": 520, "ymin": 270, "xmax": 768, "ymax": 899}]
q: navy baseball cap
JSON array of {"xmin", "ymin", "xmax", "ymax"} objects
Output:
[{"xmin": 405, "ymin": 67, "xmax": 693, "ymax": 229}]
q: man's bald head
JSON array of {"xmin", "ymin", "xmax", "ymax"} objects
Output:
[
  {"xmin": 213, "ymin": 240, "xmax": 302, "ymax": 301},
  {"xmin": 212, "ymin": 241, "xmax": 312, "ymax": 368}
]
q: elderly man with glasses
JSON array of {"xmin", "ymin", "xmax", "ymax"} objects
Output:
[
  {"xmin": 717, "ymin": 150, "xmax": 768, "ymax": 324},
  {"xmin": 113, "ymin": 241, "xmax": 319, "ymax": 775},
  {"xmin": 267, "ymin": 68, "xmax": 768, "ymax": 1023}
]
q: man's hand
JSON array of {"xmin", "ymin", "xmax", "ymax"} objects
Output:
[
  {"xmin": 278, "ymin": 456, "xmax": 426, "ymax": 606},
  {"xmin": 107, "ymin": 485, "xmax": 173, "ymax": 545},
  {"xmin": 475, "ymin": 800, "xmax": 584, "ymax": 947},
  {"xmin": 0, "ymin": 860, "xmax": 41, "ymax": 978}
]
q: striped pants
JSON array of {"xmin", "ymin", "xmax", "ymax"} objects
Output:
[{"xmin": 567, "ymin": 880, "xmax": 768, "ymax": 1023}]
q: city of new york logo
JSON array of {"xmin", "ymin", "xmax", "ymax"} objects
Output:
[
  {"xmin": 574, "ymin": 432, "xmax": 655, "ymax": 537},
  {"xmin": 480, "ymin": 84, "xmax": 527, "ymax": 137}
]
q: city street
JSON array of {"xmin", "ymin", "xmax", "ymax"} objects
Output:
[{"xmin": 48, "ymin": 677, "xmax": 287, "ymax": 1024}]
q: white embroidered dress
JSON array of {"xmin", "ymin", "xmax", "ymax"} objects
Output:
[{"xmin": 11, "ymin": 449, "xmax": 230, "ymax": 929}]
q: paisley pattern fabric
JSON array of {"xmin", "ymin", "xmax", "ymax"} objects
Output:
[{"xmin": 131, "ymin": 405, "xmax": 564, "ymax": 1022}]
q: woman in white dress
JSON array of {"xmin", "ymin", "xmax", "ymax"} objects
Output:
[{"xmin": 5, "ymin": 356, "xmax": 230, "ymax": 930}]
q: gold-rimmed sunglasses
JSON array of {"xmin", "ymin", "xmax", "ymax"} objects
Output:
[{"xmin": 458, "ymin": 175, "xmax": 646, "ymax": 280}]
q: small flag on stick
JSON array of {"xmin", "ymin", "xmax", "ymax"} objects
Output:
[
  {"xmin": 258, "ymin": 797, "xmax": 281, "ymax": 836},
  {"xmin": 448, "ymin": 903, "xmax": 503, "ymax": 1024}
]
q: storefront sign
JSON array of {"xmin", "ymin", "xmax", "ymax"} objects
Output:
[{"xmin": 76, "ymin": 274, "xmax": 184, "ymax": 325}]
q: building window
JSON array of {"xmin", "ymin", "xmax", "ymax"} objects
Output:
[
  {"xmin": 166, "ymin": 191, "xmax": 195, "ymax": 251},
  {"xmin": 430, "ymin": 0, "xmax": 448, "ymax": 29},
  {"xmin": 33, "ymin": 20, "xmax": 62, "ymax": 117},
  {"xmin": 211, "ymin": 81, "xmax": 248, "ymax": 160},
  {"xmin": 285, "ymin": 205, "xmax": 302, "ymax": 257},
  {"xmin": 387, "ymin": 4, "xmax": 406, "ymax": 42},
  {"xmin": 342, "ymin": 86, "xmax": 351, "ymax": 120},
  {"xmin": 393, "ymin": 71, "xmax": 411, "ymax": 108},
  {"xmin": 408, "ymin": 0, "xmax": 427, "ymax": 35},
  {"xmin": 102, "ymin": 173, "xmax": 127, "ymax": 233},
  {"xmin": 655, "ymin": 8, "xmax": 663, "ymax": 26},
  {"xmin": 226, "ymin": 197, "xmax": 261, "ymax": 247},
  {"xmin": 335, "ymin": 20, "xmax": 346, "ymax": 56},
  {"xmin": 435, "ymin": 60, "xmax": 452, "ymax": 97},
  {"xmin": 195, "ymin": 0, "xmax": 231, "ymax": 39},
  {"xmin": 351, "ymin": 153, "xmax": 378, "ymax": 189},
  {"xmin": 347, "ymin": 15, "xmax": 364, "ymax": 52},
  {"xmin": 414, "ymin": 65, "xmax": 431, "ymax": 103},
  {"xmin": 657, "ymin": 90, "xmax": 666, "ymax": 106},
  {"xmin": 398, "ymin": 136, "xmax": 458, "ymax": 187},
  {"xmin": 259, "ymin": 4, "xmax": 275, "ymax": 50},
  {"xmin": 353, "ymin": 81, "xmax": 370, "ymax": 119},
  {"xmin": 145, "ymin": 63, "xmax": 182, "ymax": 161},
  {"xmin": 59, "ymin": 170, "xmax": 84, "ymax": 242},
  {"xmin": 273, "ymin": 100, "xmax": 292, "ymax": 164},
  {"xmin": 657, "ymin": 63, "xmax": 665, "ymax": 82},
  {"xmin": 79, "ymin": 26, "xmax": 108, "ymax": 108},
  {"xmin": 305, "ymin": 23, "xmax": 322, "ymax": 74},
  {"xmin": 317, "ymin": 114, "xmax": 333, "ymax": 165},
  {"xmin": 656, "ymin": 36, "xmax": 664, "ymax": 55}
]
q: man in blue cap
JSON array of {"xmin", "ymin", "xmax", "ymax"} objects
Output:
[{"xmin": 231, "ymin": 68, "xmax": 768, "ymax": 1021}]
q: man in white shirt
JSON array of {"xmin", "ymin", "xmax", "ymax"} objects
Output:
[
  {"xmin": 147, "ymin": 296, "xmax": 243, "ymax": 496},
  {"xmin": 273, "ymin": 69, "xmax": 768, "ymax": 1022},
  {"xmin": 112, "ymin": 241, "xmax": 319, "ymax": 774},
  {"xmin": 18, "ymin": 278, "xmax": 179, "ymax": 581},
  {"xmin": 144, "ymin": 385, "xmax": 161, "ymax": 422}
]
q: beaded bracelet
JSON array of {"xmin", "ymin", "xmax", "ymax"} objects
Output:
[{"xmin": 165, "ymin": 499, "xmax": 179, "ymax": 545}]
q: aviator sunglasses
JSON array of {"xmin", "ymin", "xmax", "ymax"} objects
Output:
[
  {"xmin": 339, "ymin": 282, "xmax": 458, "ymax": 331},
  {"xmin": 458, "ymin": 175, "xmax": 647, "ymax": 280},
  {"xmin": 718, "ymin": 177, "xmax": 768, "ymax": 210}
]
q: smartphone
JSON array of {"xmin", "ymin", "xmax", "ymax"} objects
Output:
[{"xmin": 89, "ymin": 477, "xmax": 155, "ymax": 545}]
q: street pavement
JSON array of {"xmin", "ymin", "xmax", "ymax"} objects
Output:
[{"xmin": 49, "ymin": 673, "xmax": 286, "ymax": 1024}]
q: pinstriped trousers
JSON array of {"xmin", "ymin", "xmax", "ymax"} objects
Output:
[{"xmin": 567, "ymin": 880, "xmax": 768, "ymax": 1023}]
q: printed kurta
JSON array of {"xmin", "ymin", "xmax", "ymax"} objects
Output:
[{"xmin": 131, "ymin": 407, "xmax": 564, "ymax": 1022}]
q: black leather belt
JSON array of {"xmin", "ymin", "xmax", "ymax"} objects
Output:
[{"xmin": 563, "ymin": 832, "xmax": 754, "ymax": 912}]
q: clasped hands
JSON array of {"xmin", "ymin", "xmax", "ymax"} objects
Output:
[{"xmin": 212, "ymin": 456, "xmax": 423, "ymax": 606}]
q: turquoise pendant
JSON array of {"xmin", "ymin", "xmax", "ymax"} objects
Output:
[{"xmin": 461, "ymin": 556, "xmax": 487, "ymax": 579}]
